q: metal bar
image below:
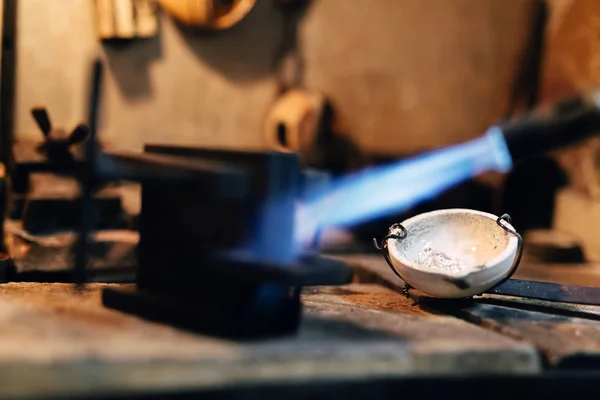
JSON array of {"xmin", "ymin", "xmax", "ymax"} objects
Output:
[
  {"xmin": 101, "ymin": 151, "xmax": 249, "ymax": 199},
  {"xmin": 0, "ymin": 0, "xmax": 16, "ymax": 169},
  {"xmin": 487, "ymin": 278, "xmax": 600, "ymax": 306},
  {"xmin": 73, "ymin": 58, "xmax": 104, "ymax": 286},
  {"xmin": 212, "ymin": 252, "xmax": 353, "ymax": 286}
]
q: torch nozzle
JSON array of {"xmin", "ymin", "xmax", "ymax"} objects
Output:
[{"xmin": 499, "ymin": 90, "xmax": 600, "ymax": 163}]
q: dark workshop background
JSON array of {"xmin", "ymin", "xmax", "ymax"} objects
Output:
[{"xmin": 8, "ymin": 0, "xmax": 600, "ymax": 257}]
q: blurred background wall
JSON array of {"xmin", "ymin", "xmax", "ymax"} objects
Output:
[
  {"xmin": 11, "ymin": 0, "xmax": 600, "ymax": 257},
  {"xmin": 14, "ymin": 0, "xmax": 534, "ymax": 155}
]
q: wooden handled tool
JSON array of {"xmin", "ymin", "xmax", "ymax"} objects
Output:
[
  {"xmin": 94, "ymin": 0, "xmax": 158, "ymax": 39},
  {"xmin": 156, "ymin": 0, "xmax": 255, "ymax": 30}
]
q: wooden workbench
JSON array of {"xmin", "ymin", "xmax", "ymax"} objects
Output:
[{"xmin": 2, "ymin": 255, "xmax": 600, "ymax": 398}]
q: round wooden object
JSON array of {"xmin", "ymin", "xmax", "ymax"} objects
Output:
[
  {"xmin": 157, "ymin": 0, "xmax": 256, "ymax": 30},
  {"xmin": 264, "ymin": 90, "xmax": 324, "ymax": 154}
]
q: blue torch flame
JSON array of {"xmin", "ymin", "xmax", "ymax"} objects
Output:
[{"xmin": 295, "ymin": 126, "xmax": 513, "ymax": 245}]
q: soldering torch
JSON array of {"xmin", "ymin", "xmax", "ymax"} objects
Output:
[
  {"xmin": 500, "ymin": 89, "xmax": 600, "ymax": 163},
  {"xmin": 296, "ymin": 89, "xmax": 600, "ymax": 245}
]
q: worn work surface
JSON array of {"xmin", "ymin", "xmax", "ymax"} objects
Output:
[
  {"xmin": 5, "ymin": 221, "xmax": 138, "ymax": 272},
  {"xmin": 341, "ymin": 254, "xmax": 600, "ymax": 368},
  {"xmin": 9, "ymin": 253, "xmax": 600, "ymax": 397},
  {"xmin": 0, "ymin": 281, "xmax": 539, "ymax": 399}
]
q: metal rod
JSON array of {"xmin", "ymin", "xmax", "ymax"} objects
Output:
[
  {"xmin": 73, "ymin": 58, "xmax": 104, "ymax": 286},
  {"xmin": 0, "ymin": 0, "xmax": 17, "ymax": 253}
]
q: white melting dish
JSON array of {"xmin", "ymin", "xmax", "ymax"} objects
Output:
[{"xmin": 386, "ymin": 209, "xmax": 519, "ymax": 298}]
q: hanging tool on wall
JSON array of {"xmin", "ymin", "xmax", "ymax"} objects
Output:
[
  {"xmin": 502, "ymin": 0, "xmax": 548, "ymax": 120},
  {"xmin": 266, "ymin": 0, "xmax": 365, "ymax": 176},
  {"xmin": 265, "ymin": 0, "xmax": 319, "ymax": 157},
  {"xmin": 94, "ymin": 0, "xmax": 158, "ymax": 40},
  {"xmin": 273, "ymin": 0, "xmax": 309, "ymax": 95},
  {"xmin": 156, "ymin": 0, "xmax": 256, "ymax": 31}
]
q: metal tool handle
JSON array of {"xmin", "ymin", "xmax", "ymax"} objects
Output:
[{"xmin": 501, "ymin": 92, "xmax": 600, "ymax": 163}]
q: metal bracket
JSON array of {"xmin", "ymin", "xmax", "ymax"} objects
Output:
[{"xmin": 373, "ymin": 222, "xmax": 412, "ymax": 297}]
